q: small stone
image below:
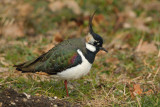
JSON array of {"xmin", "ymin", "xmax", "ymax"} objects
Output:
[
  {"xmin": 0, "ymin": 102, "xmax": 2, "ymax": 106},
  {"xmin": 23, "ymin": 98, "xmax": 27, "ymax": 102},
  {"xmin": 54, "ymin": 96, "xmax": 57, "ymax": 99},
  {"xmin": 54, "ymin": 104, "xmax": 58, "ymax": 107},
  {"xmin": 49, "ymin": 97, "xmax": 53, "ymax": 100},
  {"xmin": 23, "ymin": 93, "xmax": 31, "ymax": 99},
  {"xmin": 10, "ymin": 101, "xmax": 16, "ymax": 105},
  {"xmin": 36, "ymin": 99, "xmax": 40, "ymax": 102}
]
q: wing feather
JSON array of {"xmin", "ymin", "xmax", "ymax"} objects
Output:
[{"xmin": 14, "ymin": 38, "xmax": 86, "ymax": 74}]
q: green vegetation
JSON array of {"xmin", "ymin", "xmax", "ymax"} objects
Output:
[{"xmin": 0, "ymin": 0, "xmax": 159, "ymax": 106}]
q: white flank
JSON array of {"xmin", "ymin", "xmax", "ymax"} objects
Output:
[
  {"xmin": 57, "ymin": 49, "xmax": 92, "ymax": 80},
  {"xmin": 86, "ymin": 43, "xmax": 96, "ymax": 52}
]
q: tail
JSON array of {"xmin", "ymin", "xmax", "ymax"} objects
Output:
[
  {"xmin": 14, "ymin": 55, "xmax": 44, "ymax": 73},
  {"xmin": 14, "ymin": 60, "xmax": 37, "ymax": 73},
  {"xmin": 14, "ymin": 63, "xmax": 25, "ymax": 71},
  {"xmin": 14, "ymin": 52, "xmax": 47, "ymax": 73}
]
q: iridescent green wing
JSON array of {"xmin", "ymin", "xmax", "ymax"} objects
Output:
[
  {"xmin": 15, "ymin": 38, "xmax": 86, "ymax": 73},
  {"xmin": 34, "ymin": 38, "xmax": 86, "ymax": 74}
]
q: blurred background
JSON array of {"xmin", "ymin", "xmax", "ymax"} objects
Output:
[{"xmin": 0, "ymin": 0, "xmax": 160, "ymax": 106}]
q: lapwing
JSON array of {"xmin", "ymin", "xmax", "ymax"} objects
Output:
[{"xmin": 14, "ymin": 12, "xmax": 108, "ymax": 97}]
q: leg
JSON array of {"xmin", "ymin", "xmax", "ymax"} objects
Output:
[{"xmin": 64, "ymin": 80, "xmax": 69, "ymax": 97}]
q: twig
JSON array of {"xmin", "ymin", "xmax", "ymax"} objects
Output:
[
  {"xmin": 136, "ymin": 95, "xmax": 141, "ymax": 107},
  {"xmin": 136, "ymin": 36, "xmax": 144, "ymax": 52},
  {"xmin": 123, "ymin": 83, "xmax": 126, "ymax": 96},
  {"xmin": 101, "ymin": 85, "xmax": 108, "ymax": 98},
  {"xmin": 153, "ymin": 67, "xmax": 160, "ymax": 81}
]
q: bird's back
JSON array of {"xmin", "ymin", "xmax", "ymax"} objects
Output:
[{"xmin": 15, "ymin": 38, "xmax": 87, "ymax": 74}]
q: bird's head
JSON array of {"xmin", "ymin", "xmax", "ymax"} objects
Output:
[{"xmin": 85, "ymin": 11, "xmax": 108, "ymax": 53}]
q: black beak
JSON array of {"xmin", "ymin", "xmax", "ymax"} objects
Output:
[{"xmin": 100, "ymin": 47, "xmax": 108, "ymax": 53}]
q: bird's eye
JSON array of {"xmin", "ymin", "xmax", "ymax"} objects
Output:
[{"xmin": 94, "ymin": 42, "xmax": 98, "ymax": 46}]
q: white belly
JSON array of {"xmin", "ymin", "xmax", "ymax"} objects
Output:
[{"xmin": 57, "ymin": 49, "xmax": 92, "ymax": 80}]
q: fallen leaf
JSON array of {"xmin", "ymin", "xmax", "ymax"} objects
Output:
[
  {"xmin": 95, "ymin": 14, "xmax": 105, "ymax": 23},
  {"xmin": 54, "ymin": 32, "xmax": 63, "ymax": 43},
  {"xmin": 35, "ymin": 93, "xmax": 41, "ymax": 96},
  {"xmin": 119, "ymin": 6, "xmax": 152, "ymax": 32},
  {"xmin": 107, "ymin": 33, "xmax": 128, "ymax": 49},
  {"xmin": 64, "ymin": 0, "xmax": 81, "ymax": 15},
  {"xmin": 48, "ymin": 1, "xmax": 64, "ymax": 12},
  {"xmin": 133, "ymin": 84, "xmax": 143, "ymax": 96},
  {"xmin": 144, "ymin": 89, "xmax": 154, "ymax": 95},
  {"xmin": 17, "ymin": 4, "xmax": 33, "ymax": 17},
  {"xmin": 0, "ymin": 67, "xmax": 9, "ymax": 73},
  {"xmin": 133, "ymin": 17, "xmax": 151, "ymax": 32},
  {"xmin": 99, "ymin": 73, "xmax": 107, "ymax": 81},
  {"xmin": 0, "ymin": 57, "xmax": 9, "ymax": 66},
  {"xmin": 121, "ymin": 44, "xmax": 130, "ymax": 49},
  {"xmin": 143, "ymin": 1, "xmax": 160, "ymax": 11},
  {"xmin": 136, "ymin": 41, "xmax": 157, "ymax": 54},
  {"xmin": 130, "ymin": 84, "xmax": 154, "ymax": 98},
  {"xmin": 49, "ymin": 0, "xmax": 81, "ymax": 15},
  {"xmin": 97, "ymin": 50, "xmax": 106, "ymax": 56},
  {"xmin": 2, "ymin": 23, "xmax": 24, "ymax": 38},
  {"xmin": 67, "ymin": 21, "xmax": 77, "ymax": 28},
  {"xmin": 106, "ymin": 57, "xmax": 119, "ymax": 65}
]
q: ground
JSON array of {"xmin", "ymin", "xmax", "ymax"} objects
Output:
[
  {"xmin": 0, "ymin": 0, "xmax": 160, "ymax": 106},
  {"xmin": 0, "ymin": 88, "xmax": 79, "ymax": 107}
]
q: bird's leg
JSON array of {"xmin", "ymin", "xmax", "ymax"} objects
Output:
[{"xmin": 64, "ymin": 80, "xmax": 69, "ymax": 97}]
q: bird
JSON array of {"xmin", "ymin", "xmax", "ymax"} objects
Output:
[{"xmin": 14, "ymin": 11, "xmax": 108, "ymax": 97}]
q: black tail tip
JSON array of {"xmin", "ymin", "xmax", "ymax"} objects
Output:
[
  {"xmin": 13, "ymin": 64, "xmax": 21, "ymax": 71},
  {"xmin": 15, "ymin": 67, "xmax": 22, "ymax": 71}
]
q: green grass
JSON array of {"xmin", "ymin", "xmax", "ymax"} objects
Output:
[{"xmin": 0, "ymin": 0, "xmax": 160, "ymax": 106}]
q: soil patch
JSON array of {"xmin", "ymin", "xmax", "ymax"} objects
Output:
[{"xmin": 0, "ymin": 88, "xmax": 79, "ymax": 107}]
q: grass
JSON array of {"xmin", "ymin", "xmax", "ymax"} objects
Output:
[{"xmin": 0, "ymin": 0, "xmax": 160, "ymax": 106}]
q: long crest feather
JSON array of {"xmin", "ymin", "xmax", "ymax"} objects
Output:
[
  {"xmin": 89, "ymin": 10, "xmax": 97, "ymax": 34},
  {"xmin": 88, "ymin": 10, "xmax": 104, "ymax": 46}
]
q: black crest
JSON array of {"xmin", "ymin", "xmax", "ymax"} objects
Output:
[{"xmin": 89, "ymin": 11, "xmax": 103, "ymax": 46}]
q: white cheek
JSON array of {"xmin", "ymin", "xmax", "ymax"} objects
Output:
[
  {"xmin": 87, "ymin": 33, "xmax": 96, "ymax": 43},
  {"xmin": 86, "ymin": 43, "xmax": 96, "ymax": 52}
]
